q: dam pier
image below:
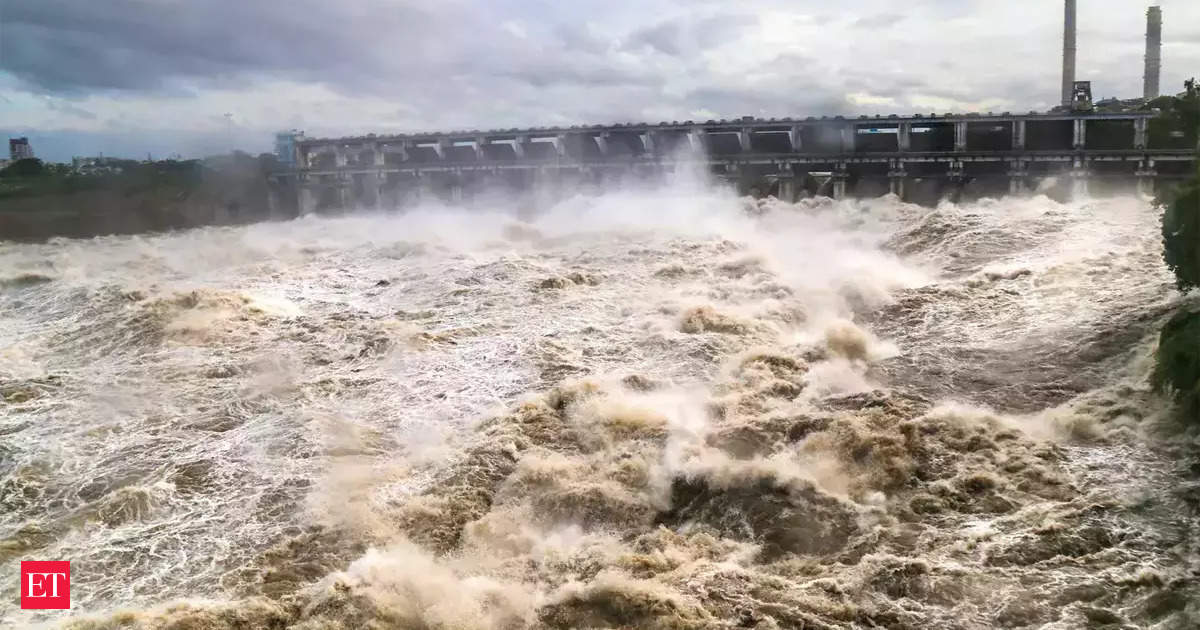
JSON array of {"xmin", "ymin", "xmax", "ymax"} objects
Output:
[{"xmin": 268, "ymin": 110, "xmax": 1197, "ymax": 215}]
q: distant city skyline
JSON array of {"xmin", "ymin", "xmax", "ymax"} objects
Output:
[{"xmin": 3, "ymin": 0, "xmax": 1198, "ymax": 162}]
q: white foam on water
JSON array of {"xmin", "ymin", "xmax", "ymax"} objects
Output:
[{"xmin": 2, "ymin": 181, "xmax": 1195, "ymax": 629}]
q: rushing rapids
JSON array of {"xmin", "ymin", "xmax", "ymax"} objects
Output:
[{"xmin": 1, "ymin": 175, "xmax": 1197, "ymax": 629}]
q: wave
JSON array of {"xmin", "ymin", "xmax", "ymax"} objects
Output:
[{"xmin": 1, "ymin": 185, "xmax": 1195, "ymax": 629}]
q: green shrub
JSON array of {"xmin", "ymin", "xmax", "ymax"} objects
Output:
[
  {"xmin": 0, "ymin": 158, "xmax": 45, "ymax": 178},
  {"xmin": 1162, "ymin": 171, "xmax": 1200, "ymax": 292},
  {"xmin": 1153, "ymin": 308, "xmax": 1200, "ymax": 423},
  {"xmin": 1155, "ymin": 80, "xmax": 1200, "ymax": 422}
]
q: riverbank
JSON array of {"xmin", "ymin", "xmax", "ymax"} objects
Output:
[{"xmin": 0, "ymin": 154, "xmax": 275, "ymax": 242}]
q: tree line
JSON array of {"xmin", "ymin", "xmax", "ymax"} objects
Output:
[{"xmin": 0, "ymin": 152, "xmax": 282, "ymax": 202}]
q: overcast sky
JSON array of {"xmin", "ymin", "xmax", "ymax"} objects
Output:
[{"xmin": 1, "ymin": 0, "xmax": 1197, "ymax": 161}]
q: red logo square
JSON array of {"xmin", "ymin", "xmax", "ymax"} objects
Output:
[{"xmin": 20, "ymin": 561, "xmax": 70, "ymax": 609}]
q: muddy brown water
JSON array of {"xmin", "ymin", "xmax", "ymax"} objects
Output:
[{"xmin": 1, "ymin": 183, "xmax": 1196, "ymax": 629}]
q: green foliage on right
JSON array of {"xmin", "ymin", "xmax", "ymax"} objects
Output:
[
  {"xmin": 1156, "ymin": 79, "xmax": 1200, "ymax": 291},
  {"xmin": 1145, "ymin": 78, "xmax": 1200, "ymax": 150},
  {"xmin": 1153, "ymin": 308, "xmax": 1200, "ymax": 423},
  {"xmin": 1155, "ymin": 79, "xmax": 1200, "ymax": 422},
  {"xmin": 1161, "ymin": 166, "xmax": 1200, "ymax": 292}
]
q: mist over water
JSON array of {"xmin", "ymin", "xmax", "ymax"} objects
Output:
[{"xmin": 1, "ymin": 172, "xmax": 1197, "ymax": 629}]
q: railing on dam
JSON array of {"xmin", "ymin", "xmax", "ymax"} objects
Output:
[{"xmin": 267, "ymin": 111, "xmax": 1197, "ymax": 212}]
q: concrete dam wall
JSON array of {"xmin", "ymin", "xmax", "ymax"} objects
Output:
[{"xmin": 269, "ymin": 111, "xmax": 1197, "ymax": 214}]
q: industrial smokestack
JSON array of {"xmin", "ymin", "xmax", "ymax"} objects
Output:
[
  {"xmin": 1062, "ymin": 0, "xmax": 1077, "ymax": 107},
  {"xmin": 1144, "ymin": 6, "xmax": 1162, "ymax": 100}
]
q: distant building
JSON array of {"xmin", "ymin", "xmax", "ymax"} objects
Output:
[
  {"xmin": 274, "ymin": 130, "xmax": 304, "ymax": 166},
  {"xmin": 1071, "ymin": 81, "xmax": 1093, "ymax": 111},
  {"xmin": 71, "ymin": 156, "xmax": 124, "ymax": 175},
  {"xmin": 9, "ymin": 137, "xmax": 33, "ymax": 161}
]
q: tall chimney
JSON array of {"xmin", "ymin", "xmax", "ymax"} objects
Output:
[
  {"xmin": 1062, "ymin": 0, "xmax": 1077, "ymax": 107},
  {"xmin": 1144, "ymin": 6, "xmax": 1162, "ymax": 100}
]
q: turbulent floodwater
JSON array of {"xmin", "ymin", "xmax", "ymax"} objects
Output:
[{"xmin": 1, "ymin": 178, "xmax": 1198, "ymax": 629}]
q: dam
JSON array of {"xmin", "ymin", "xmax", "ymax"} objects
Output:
[{"xmin": 268, "ymin": 110, "xmax": 1197, "ymax": 214}]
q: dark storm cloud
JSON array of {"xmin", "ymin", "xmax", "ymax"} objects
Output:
[
  {"xmin": 622, "ymin": 13, "xmax": 759, "ymax": 57},
  {"xmin": 8, "ymin": 0, "xmax": 1199, "ymax": 162},
  {"xmin": 692, "ymin": 14, "xmax": 760, "ymax": 48},
  {"xmin": 552, "ymin": 24, "xmax": 610, "ymax": 56},
  {"xmin": 3, "ymin": 0, "xmax": 517, "ymax": 93},
  {"xmin": 44, "ymin": 98, "xmax": 97, "ymax": 120},
  {"xmin": 624, "ymin": 22, "xmax": 684, "ymax": 56},
  {"xmin": 4, "ymin": 0, "xmax": 691, "ymax": 109}
]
